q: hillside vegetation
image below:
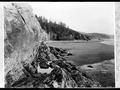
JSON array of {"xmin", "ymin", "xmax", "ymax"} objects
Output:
[
  {"xmin": 36, "ymin": 16, "xmax": 112, "ymax": 41},
  {"xmin": 85, "ymin": 33, "xmax": 113, "ymax": 40},
  {"xmin": 36, "ymin": 16, "xmax": 91, "ymax": 41}
]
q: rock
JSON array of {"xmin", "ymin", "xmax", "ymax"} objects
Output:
[
  {"xmin": 4, "ymin": 3, "xmax": 47, "ymax": 52},
  {"xmin": 49, "ymin": 46, "xmax": 69, "ymax": 57},
  {"xmin": 4, "ymin": 3, "xmax": 47, "ymax": 87},
  {"xmin": 67, "ymin": 52, "xmax": 73, "ymax": 56},
  {"xmin": 39, "ymin": 61, "xmax": 49, "ymax": 69},
  {"xmin": 5, "ymin": 3, "xmax": 102, "ymax": 88},
  {"xmin": 52, "ymin": 81, "xmax": 59, "ymax": 88},
  {"xmin": 87, "ymin": 65, "xmax": 93, "ymax": 68},
  {"xmin": 37, "ymin": 65, "xmax": 53, "ymax": 74}
]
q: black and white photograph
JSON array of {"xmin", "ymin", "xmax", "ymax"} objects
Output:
[{"xmin": 3, "ymin": 2, "xmax": 115, "ymax": 88}]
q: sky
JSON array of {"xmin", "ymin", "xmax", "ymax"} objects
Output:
[{"xmin": 28, "ymin": 2, "xmax": 115, "ymax": 35}]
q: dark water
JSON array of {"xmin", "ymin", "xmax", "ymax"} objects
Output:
[
  {"xmin": 48, "ymin": 41, "xmax": 114, "ymax": 66},
  {"xmin": 67, "ymin": 51, "xmax": 114, "ymax": 66}
]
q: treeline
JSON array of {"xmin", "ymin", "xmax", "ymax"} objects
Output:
[
  {"xmin": 86, "ymin": 33, "xmax": 112, "ymax": 40},
  {"xmin": 35, "ymin": 15, "xmax": 91, "ymax": 41}
]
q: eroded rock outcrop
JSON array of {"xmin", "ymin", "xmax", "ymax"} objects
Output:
[
  {"xmin": 4, "ymin": 3, "xmax": 101, "ymax": 88},
  {"xmin": 4, "ymin": 3, "xmax": 47, "ymax": 87}
]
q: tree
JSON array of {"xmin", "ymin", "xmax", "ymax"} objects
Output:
[{"xmin": 35, "ymin": 15, "xmax": 91, "ymax": 41}]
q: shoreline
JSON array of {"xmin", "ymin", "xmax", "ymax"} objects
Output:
[{"xmin": 47, "ymin": 39, "xmax": 114, "ymax": 66}]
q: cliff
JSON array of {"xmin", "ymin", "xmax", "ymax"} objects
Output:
[{"xmin": 4, "ymin": 3, "xmax": 101, "ymax": 88}]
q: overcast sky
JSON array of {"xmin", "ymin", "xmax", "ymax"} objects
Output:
[{"xmin": 28, "ymin": 2, "xmax": 115, "ymax": 35}]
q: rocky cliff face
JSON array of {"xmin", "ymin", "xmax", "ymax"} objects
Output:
[
  {"xmin": 4, "ymin": 3, "xmax": 47, "ymax": 54},
  {"xmin": 4, "ymin": 3, "xmax": 101, "ymax": 88},
  {"xmin": 4, "ymin": 3, "xmax": 47, "ymax": 86}
]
